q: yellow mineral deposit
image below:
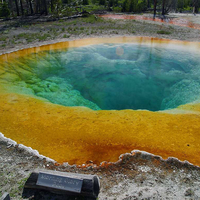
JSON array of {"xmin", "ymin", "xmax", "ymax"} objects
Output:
[{"xmin": 0, "ymin": 37, "xmax": 200, "ymax": 166}]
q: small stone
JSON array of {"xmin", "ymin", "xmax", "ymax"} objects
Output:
[
  {"xmin": 6, "ymin": 144, "xmax": 12, "ymax": 149},
  {"xmin": 185, "ymin": 188, "xmax": 193, "ymax": 196},
  {"xmin": 87, "ymin": 166, "xmax": 93, "ymax": 170}
]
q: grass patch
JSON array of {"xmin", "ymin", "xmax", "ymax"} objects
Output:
[
  {"xmin": 0, "ymin": 36, "xmax": 6, "ymax": 41},
  {"xmin": 81, "ymin": 15, "xmax": 103, "ymax": 24},
  {"xmin": 63, "ymin": 34, "xmax": 70, "ymax": 38},
  {"xmin": 16, "ymin": 32, "xmax": 52, "ymax": 42},
  {"xmin": 157, "ymin": 30, "xmax": 171, "ymax": 35},
  {"xmin": 18, "ymin": 177, "xmax": 28, "ymax": 190},
  {"xmin": 22, "ymin": 24, "xmax": 31, "ymax": 28},
  {"xmin": 17, "ymin": 33, "xmax": 28, "ymax": 38},
  {"xmin": 64, "ymin": 21, "xmax": 76, "ymax": 26},
  {"xmin": 3, "ymin": 30, "xmax": 9, "ymax": 34},
  {"xmin": 38, "ymin": 33, "xmax": 51, "ymax": 41}
]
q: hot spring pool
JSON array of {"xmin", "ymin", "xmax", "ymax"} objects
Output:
[{"xmin": 0, "ymin": 37, "xmax": 200, "ymax": 166}]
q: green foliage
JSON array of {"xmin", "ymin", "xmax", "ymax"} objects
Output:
[
  {"xmin": 83, "ymin": 0, "xmax": 89, "ymax": 5},
  {"xmin": 157, "ymin": 30, "xmax": 171, "ymax": 35},
  {"xmin": 122, "ymin": 0, "xmax": 147, "ymax": 12},
  {"xmin": 0, "ymin": 36, "xmax": 6, "ymax": 41},
  {"xmin": 99, "ymin": 0, "xmax": 106, "ymax": 5},
  {"xmin": 81, "ymin": 14, "xmax": 103, "ymax": 23},
  {"xmin": 0, "ymin": 2, "xmax": 10, "ymax": 18},
  {"xmin": 137, "ymin": 0, "xmax": 147, "ymax": 12},
  {"xmin": 177, "ymin": 0, "xmax": 194, "ymax": 12},
  {"xmin": 63, "ymin": 33, "xmax": 70, "ymax": 38},
  {"xmin": 16, "ymin": 32, "xmax": 51, "ymax": 42},
  {"xmin": 18, "ymin": 177, "xmax": 28, "ymax": 190},
  {"xmin": 113, "ymin": 6, "xmax": 121, "ymax": 12},
  {"xmin": 38, "ymin": 33, "xmax": 51, "ymax": 41},
  {"xmin": 2, "ymin": 0, "xmax": 198, "ymax": 17},
  {"xmin": 108, "ymin": 0, "xmax": 119, "ymax": 8}
]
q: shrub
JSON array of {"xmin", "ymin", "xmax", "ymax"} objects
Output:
[{"xmin": 157, "ymin": 30, "xmax": 171, "ymax": 35}]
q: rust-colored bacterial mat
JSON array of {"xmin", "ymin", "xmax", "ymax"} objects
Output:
[
  {"xmin": 99, "ymin": 14, "xmax": 200, "ymax": 30},
  {"xmin": 0, "ymin": 37, "xmax": 200, "ymax": 166}
]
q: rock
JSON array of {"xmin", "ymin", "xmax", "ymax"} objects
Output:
[{"xmin": 185, "ymin": 188, "xmax": 193, "ymax": 196}]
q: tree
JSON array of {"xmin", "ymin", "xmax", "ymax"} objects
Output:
[
  {"xmin": 14, "ymin": 0, "xmax": 20, "ymax": 16},
  {"xmin": 137, "ymin": 0, "xmax": 148, "ymax": 12},
  {"xmin": 129, "ymin": 0, "xmax": 136, "ymax": 12},
  {"xmin": 122, "ymin": 0, "xmax": 131, "ymax": 12},
  {"xmin": 0, "ymin": 1, "xmax": 10, "ymax": 17},
  {"xmin": 19, "ymin": 0, "xmax": 24, "ymax": 15},
  {"xmin": 164, "ymin": 0, "xmax": 178, "ymax": 14},
  {"xmin": 162, "ymin": 0, "xmax": 166, "ymax": 15},
  {"xmin": 43, "ymin": 0, "xmax": 48, "ymax": 14},
  {"xmin": 8, "ymin": 0, "xmax": 13, "ymax": 16},
  {"xmin": 153, "ymin": 0, "xmax": 157, "ymax": 18},
  {"xmin": 35, "ymin": 0, "xmax": 40, "ymax": 14},
  {"xmin": 147, "ymin": 0, "xmax": 150, "ymax": 8},
  {"xmin": 193, "ymin": 0, "xmax": 199, "ymax": 13},
  {"xmin": 99, "ymin": 0, "xmax": 106, "ymax": 5},
  {"xmin": 83, "ymin": 0, "xmax": 89, "ymax": 5},
  {"xmin": 29, "ymin": 0, "xmax": 33, "ymax": 14},
  {"xmin": 51, "ymin": 0, "xmax": 55, "ymax": 12}
]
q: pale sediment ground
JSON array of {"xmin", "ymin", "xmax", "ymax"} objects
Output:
[
  {"xmin": 1, "ymin": 13, "xmax": 200, "ymax": 55},
  {"xmin": 1, "ymin": 13, "xmax": 200, "ymax": 199}
]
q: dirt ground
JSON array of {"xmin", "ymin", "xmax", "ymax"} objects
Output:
[
  {"xmin": 1, "ymin": 12, "xmax": 200, "ymax": 55},
  {"xmin": 1, "ymin": 13, "xmax": 200, "ymax": 200}
]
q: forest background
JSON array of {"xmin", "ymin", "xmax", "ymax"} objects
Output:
[{"xmin": 0, "ymin": 0, "xmax": 199, "ymax": 19}]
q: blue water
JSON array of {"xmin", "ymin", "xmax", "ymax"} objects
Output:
[{"xmin": 4, "ymin": 43, "xmax": 200, "ymax": 111}]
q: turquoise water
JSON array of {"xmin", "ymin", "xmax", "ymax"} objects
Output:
[{"xmin": 3, "ymin": 43, "xmax": 200, "ymax": 111}]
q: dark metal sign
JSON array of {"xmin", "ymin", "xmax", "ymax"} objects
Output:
[{"xmin": 36, "ymin": 172, "xmax": 83, "ymax": 193}]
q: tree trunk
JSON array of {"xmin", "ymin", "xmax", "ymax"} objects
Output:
[
  {"xmin": 162, "ymin": 0, "xmax": 166, "ymax": 15},
  {"xmin": 8, "ymin": 0, "xmax": 13, "ymax": 16},
  {"xmin": 147, "ymin": 0, "xmax": 150, "ymax": 8},
  {"xmin": 51, "ymin": 0, "xmax": 54, "ymax": 12},
  {"xmin": 43, "ymin": 0, "xmax": 48, "ymax": 15},
  {"xmin": 29, "ymin": 0, "xmax": 33, "ymax": 14},
  {"xmin": 19, "ymin": 0, "xmax": 24, "ymax": 15},
  {"xmin": 35, "ymin": 0, "xmax": 39, "ymax": 14},
  {"xmin": 194, "ymin": 0, "xmax": 199, "ymax": 13},
  {"xmin": 14, "ymin": 0, "xmax": 20, "ymax": 16},
  {"xmin": 153, "ymin": 0, "xmax": 157, "ymax": 18},
  {"xmin": 26, "ymin": 0, "xmax": 30, "ymax": 14}
]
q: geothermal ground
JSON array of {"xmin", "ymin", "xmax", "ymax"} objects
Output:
[{"xmin": 1, "ymin": 13, "xmax": 200, "ymax": 199}]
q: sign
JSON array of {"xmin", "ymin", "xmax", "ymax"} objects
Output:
[{"xmin": 36, "ymin": 172, "xmax": 83, "ymax": 193}]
